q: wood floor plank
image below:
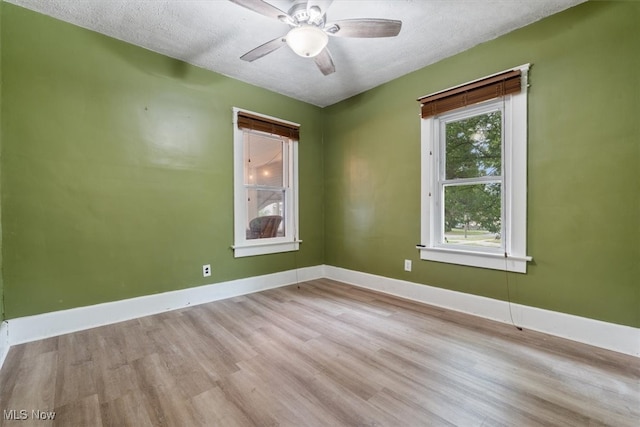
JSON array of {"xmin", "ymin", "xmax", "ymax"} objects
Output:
[
  {"xmin": 2, "ymin": 350, "xmax": 57, "ymax": 426},
  {"xmin": 184, "ymin": 306, "xmax": 258, "ymax": 363},
  {"xmin": 297, "ymin": 364, "xmax": 405, "ymax": 426},
  {"xmin": 283, "ymin": 299, "xmax": 385, "ymax": 354},
  {"xmin": 215, "ymin": 368, "xmax": 284, "ymax": 426},
  {"xmin": 53, "ymin": 331, "xmax": 99, "ymax": 409},
  {"xmin": 368, "ymin": 387, "xmax": 459, "ymax": 427},
  {"xmin": 0, "ymin": 346, "xmax": 25, "ymax": 411},
  {"xmin": 158, "ymin": 344, "xmax": 218, "ymax": 400},
  {"xmin": 0, "ymin": 279, "xmax": 638, "ymax": 426},
  {"xmin": 163, "ymin": 315, "xmax": 241, "ymax": 381},
  {"xmin": 90, "ymin": 330, "xmax": 140, "ymax": 404},
  {"xmin": 236, "ymin": 355, "xmax": 346, "ymax": 427},
  {"xmin": 99, "ymin": 390, "xmax": 155, "ymax": 427},
  {"xmin": 54, "ymin": 394, "xmax": 102, "ymax": 427},
  {"xmin": 301, "ymin": 337, "xmax": 381, "ymax": 400},
  {"xmin": 187, "ymin": 386, "xmax": 254, "ymax": 427},
  {"xmin": 239, "ymin": 292, "xmax": 322, "ymax": 343}
]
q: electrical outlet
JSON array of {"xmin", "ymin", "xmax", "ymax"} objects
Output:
[
  {"xmin": 404, "ymin": 259, "xmax": 412, "ymax": 272},
  {"xmin": 202, "ymin": 264, "xmax": 211, "ymax": 277}
]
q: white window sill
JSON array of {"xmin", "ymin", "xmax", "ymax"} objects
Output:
[
  {"xmin": 417, "ymin": 246, "xmax": 531, "ymax": 273},
  {"xmin": 232, "ymin": 240, "xmax": 301, "ymax": 258}
]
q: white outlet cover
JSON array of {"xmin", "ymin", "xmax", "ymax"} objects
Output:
[
  {"xmin": 404, "ymin": 260, "xmax": 412, "ymax": 272},
  {"xmin": 202, "ymin": 264, "xmax": 211, "ymax": 277}
]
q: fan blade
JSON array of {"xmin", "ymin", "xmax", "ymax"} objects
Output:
[
  {"xmin": 314, "ymin": 47, "xmax": 335, "ymax": 75},
  {"xmin": 240, "ymin": 37, "xmax": 286, "ymax": 62},
  {"xmin": 325, "ymin": 19, "xmax": 402, "ymax": 38},
  {"xmin": 229, "ymin": 0, "xmax": 290, "ymax": 21}
]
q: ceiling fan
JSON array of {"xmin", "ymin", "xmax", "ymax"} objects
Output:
[{"xmin": 229, "ymin": 0, "xmax": 402, "ymax": 75}]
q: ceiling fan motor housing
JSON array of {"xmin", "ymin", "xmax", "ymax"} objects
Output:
[{"xmin": 287, "ymin": 0, "xmax": 326, "ymax": 27}]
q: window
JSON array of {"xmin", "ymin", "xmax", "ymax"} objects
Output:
[
  {"xmin": 418, "ymin": 65, "xmax": 531, "ymax": 272},
  {"xmin": 232, "ymin": 108, "xmax": 300, "ymax": 257}
]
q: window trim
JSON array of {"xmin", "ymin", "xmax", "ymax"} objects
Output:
[
  {"xmin": 232, "ymin": 107, "xmax": 300, "ymax": 258},
  {"xmin": 419, "ymin": 64, "xmax": 532, "ymax": 273}
]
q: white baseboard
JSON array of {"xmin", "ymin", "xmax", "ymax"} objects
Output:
[
  {"xmin": 5, "ymin": 265, "xmax": 325, "ymax": 347},
  {"xmin": 324, "ymin": 266, "xmax": 640, "ymax": 358},
  {"xmin": 1, "ymin": 263, "xmax": 637, "ymax": 374},
  {"xmin": 0, "ymin": 321, "xmax": 9, "ymax": 369}
]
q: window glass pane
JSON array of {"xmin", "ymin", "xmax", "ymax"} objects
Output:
[
  {"xmin": 443, "ymin": 183, "xmax": 501, "ymax": 248},
  {"xmin": 246, "ymin": 189, "xmax": 285, "ymax": 239},
  {"xmin": 445, "ymin": 111, "xmax": 502, "ymax": 179},
  {"xmin": 244, "ymin": 133, "xmax": 284, "ymax": 187}
]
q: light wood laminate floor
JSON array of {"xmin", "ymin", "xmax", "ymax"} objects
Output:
[{"xmin": 0, "ymin": 279, "xmax": 638, "ymax": 426}]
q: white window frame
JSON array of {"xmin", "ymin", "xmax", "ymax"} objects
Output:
[
  {"xmin": 419, "ymin": 64, "xmax": 532, "ymax": 273},
  {"xmin": 232, "ymin": 107, "xmax": 300, "ymax": 258}
]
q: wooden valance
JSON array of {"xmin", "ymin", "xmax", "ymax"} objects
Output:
[
  {"xmin": 237, "ymin": 111, "xmax": 299, "ymax": 140},
  {"xmin": 418, "ymin": 69, "xmax": 522, "ymax": 118}
]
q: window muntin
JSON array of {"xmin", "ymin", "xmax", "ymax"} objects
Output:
[{"xmin": 232, "ymin": 108, "xmax": 299, "ymax": 258}]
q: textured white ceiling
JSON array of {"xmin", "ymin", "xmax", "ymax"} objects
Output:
[{"xmin": 7, "ymin": 0, "xmax": 585, "ymax": 107}]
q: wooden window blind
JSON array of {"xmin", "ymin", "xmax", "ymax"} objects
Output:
[
  {"xmin": 237, "ymin": 111, "xmax": 299, "ymax": 140},
  {"xmin": 418, "ymin": 69, "xmax": 522, "ymax": 118}
]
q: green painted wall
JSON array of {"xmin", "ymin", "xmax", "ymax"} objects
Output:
[
  {"xmin": 1, "ymin": 3, "xmax": 324, "ymax": 318},
  {"xmin": 323, "ymin": 1, "xmax": 640, "ymax": 328},
  {"xmin": 1, "ymin": 1, "xmax": 638, "ymax": 329}
]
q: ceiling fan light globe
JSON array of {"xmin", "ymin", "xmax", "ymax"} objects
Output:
[{"xmin": 286, "ymin": 26, "xmax": 328, "ymax": 57}]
